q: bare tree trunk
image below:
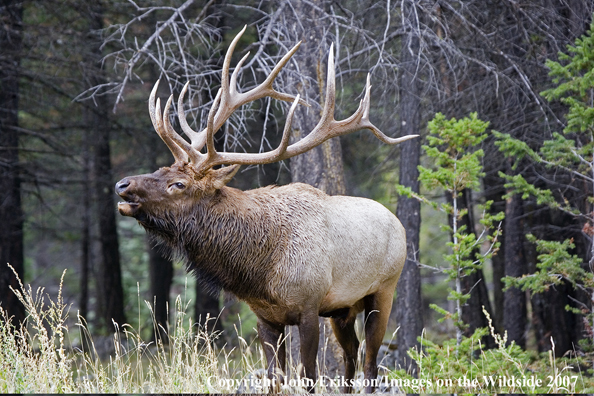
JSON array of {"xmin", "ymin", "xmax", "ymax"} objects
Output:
[
  {"xmin": 195, "ymin": 282, "xmax": 222, "ymax": 333},
  {"xmin": 454, "ymin": 189, "xmax": 496, "ymax": 348},
  {"xmin": 394, "ymin": 0, "xmax": 423, "ymax": 375},
  {"xmin": 83, "ymin": 1, "xmax": 126, "ymax": 331},
  {"xmin": 503, "ymin": 189, "xmax": 527, "ymax": 348},
  {"xmin": 482, "ymin": 169, "xmax": 505, "ymax": 332},
  {"xmin": 79, "ymin": 130, "xmax": 92, "ymax": 352},
  {"xmin": 286, "ymin": 5, "xmax": 345, "ymax": 195},
  {"xmin": 144, "ymin": 54, "xmax": 175, "ymax": 342},
  {"xmin": 92, "ymin": 108, "xmax": 126, "ymax": 331},
  {"xmin": 282, "ymin": 0, "xmax": 344, "ymax": 380},
  {"xmin": 148, "ymin": 240, "xmax": 173, "ymax": 342},
  {"xmin": 191, "ymin": 7, "xmax": 224, "ymax": 335},
  {"xmin": 80, "ymin": 128, "xmax": 91, "ymax": 321},
  {"xmin": 395, "ymin": 145, "xmax": 423, "ymax": 374},
  {"xmin": 0, "ymin": 0, "xmax": 25, "ymax": 328}
]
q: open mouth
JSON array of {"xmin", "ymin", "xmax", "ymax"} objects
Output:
[{"xmin": 117, "ymin": 200, "xmax": 141, "ymax": 217}]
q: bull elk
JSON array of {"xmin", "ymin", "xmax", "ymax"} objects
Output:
[{"xmin": 115, "ymin": 26, "xmax": 417, "ymax": 393}]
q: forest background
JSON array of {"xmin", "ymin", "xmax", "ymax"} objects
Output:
[{"xmin": 1, "ymin": 0, "xmax": 594, "ymax": 393}]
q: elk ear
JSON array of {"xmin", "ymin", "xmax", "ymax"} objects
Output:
[{"xmin": 209, "ymin": 164, "xmax": 241, "ymax": 190}]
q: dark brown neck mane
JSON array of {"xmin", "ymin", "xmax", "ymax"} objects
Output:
[{"xmin": 138, "ymin": 187, "xmax": 286, "ymax": 301}]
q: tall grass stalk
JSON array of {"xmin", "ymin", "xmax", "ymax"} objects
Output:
[{"xmin": 0, "ymin": 266, "xmax": 73, "ymax": 393}]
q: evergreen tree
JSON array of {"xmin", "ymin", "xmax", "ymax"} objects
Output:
[
  {"xmin": 398, "ymin": 113, "xmax": 503, "ymax": 348},
  {"xmin": 495, "ymin": 18, "xmax": 594, "ymax": 352}
]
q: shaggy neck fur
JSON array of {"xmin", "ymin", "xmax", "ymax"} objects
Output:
[{"xmin": 138, "ymin": 186, "xmax": 288, "ymax": 301}]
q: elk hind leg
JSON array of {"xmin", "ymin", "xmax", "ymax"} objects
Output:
[
  {"xmin": 363, "ymin": 286, "xmax": 395, "ymax": 393},
  {"xmin": 331, "ymin": 311, "xmax": 359, "ymax": 393},
  {"xmin": 298, "ymin": 312, "xmax": 320, "ymax": 393}
]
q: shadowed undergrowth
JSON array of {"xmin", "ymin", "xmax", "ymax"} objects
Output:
[{"xmin": 389, "ymin": 307, "xmax": 594, "ymax": 393}]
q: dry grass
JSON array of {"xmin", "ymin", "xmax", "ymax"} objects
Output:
[
  {"xmin": 0, "ymin": 269, "xmax": 258, "ymax": 393},
  {"xmin": 2, "ymin": 269, "xmax": 593, "ymax": 394},
  {"xmin": 0, "ymin": 269, "xmax": 350, "ymax": 393}
]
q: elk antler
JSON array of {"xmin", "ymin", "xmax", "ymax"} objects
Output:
[
  {"xmin": 177, "ymin": 25, "xmax": 307, "ymax": 153},
  {"xmin": 149, "ymin": 27, "xmax": 419, "ymax": 171},
  {"xmin": 149, "ymin": 25, "xmax": 306, "ymax": 165}
]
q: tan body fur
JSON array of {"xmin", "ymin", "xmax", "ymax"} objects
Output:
[{"xmin": 236, "ymin": 183, "xmax": 406, "ymax": 324}]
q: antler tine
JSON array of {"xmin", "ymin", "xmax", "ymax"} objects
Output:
[
  {"xmin": 219, "ymin": 25, "xmax": 247, "ymax": 110},
  {"xmin": 230, "ymin": 51, "xmax": 252, "ymax": 98},
  {"xmin": 174, "ymin": 30, "xmax": 248, "ymax": 152},
  {"xmin": 319, "ymin": 43, "xmax": 337, "ymax": 124},
  {"xmin": 220, "ymin": 25, "xmax": 309, "ymax": 107},
  {"xmin": 149, "ymin": 80, "xmax": 188, "ymax": 163},
  {"xmin": 170, "ymin": 25, "xmax": 250, "ymax": 153},
  {"xmin": 244, "ymin": 40, "xmax": 307, "ymax": 105},
  {"xmin": 273, "ymin": 94, "xmax": 300, "ymax": 158},
  {"xmin": 359, "ymin": 74, "xmax": 419, "ymax": 145},
  {"xmin": 205, "ymin": 89, "xmax": 223, "ymax": 159},
  {"xmin": 177, "ymin": 81, "xmax": 203, "ymax": 148},
  {"xmin": 162, "ymin": 94, "xmax": 203, "ymax": 164}
]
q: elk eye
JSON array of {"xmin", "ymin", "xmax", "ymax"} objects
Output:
[{"xmin": 171, "ymin": 182, "xmax": 185, "ymax": 189}]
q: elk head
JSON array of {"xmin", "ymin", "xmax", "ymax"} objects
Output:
[{"xmin": 116, "ymin": 26, "xmax": 418, "ymax": 222}]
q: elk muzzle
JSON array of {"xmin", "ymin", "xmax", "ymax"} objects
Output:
[{"xmin": 115, "ymin": 177, "xmax": 141, "ymax": 217}]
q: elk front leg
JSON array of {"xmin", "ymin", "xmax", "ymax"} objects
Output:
[
  {"xmin": 363, "ymin": 286, "xmax": 395, "ymax": 393},
  {"xmin": 257, "ymin": 318, "xmax": 286, "ymax": 390},
  {"xmin": 298, "ymin": 312, "xmax": 319, "ymax": 393}
]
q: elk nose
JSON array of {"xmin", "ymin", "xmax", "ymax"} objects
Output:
[{"xmin": 115, "ymin": 178, "xmax": 131, "ymax": 195}]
